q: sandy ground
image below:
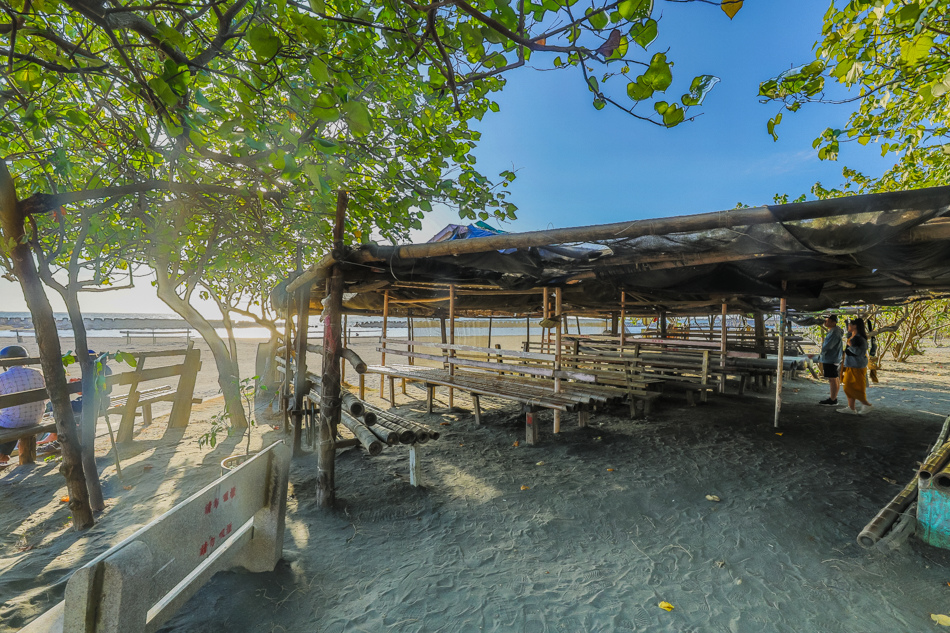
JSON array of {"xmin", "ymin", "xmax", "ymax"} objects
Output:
[{"xmin": 4, "ymin": 337, "xmax": 950, "ymax": 631}]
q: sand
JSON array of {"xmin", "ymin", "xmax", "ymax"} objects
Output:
[{"xmin": 4, "ymin": 337, "xmax": 950, "ymax": 632}]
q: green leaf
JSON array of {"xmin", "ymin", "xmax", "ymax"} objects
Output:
[
  {"xmin": 342, "ymin": 101, "xmax": 372, "ymax": 135},
  {"xmin": 627, "ymin": 78, "xmax": 653, "ymax": 101},
  {"xmin": 618, "ymin": 0, "xmax": 653, "ymax": 20},
  {"xmin": 309, "ymin": 58, "xmax": 331, "ymax": 84},
  {"xmin": 593, "ymin": 98, "xmax": 606, "ymax": 110},
  {"xmin": 247, "ymin": 24, "xmax": 282, "ymax": 60},
  {"xmin": 586, "ymin": 8, "xmax": 609, "ymax": 30},
  {"xmin": 662, "ymin": 104, "xmax": 685, "ymax": 127},
  {"xmin": 900, "ymin": 34, "xmax": 933, "ymax": 65},
  {"xmin": 628, "ymin": 19, "xmax": 658, "ymax": 49},
  {"xmin": 642, "ymin": 53, "xmax": 672, "ymax": 91},
  {"xmin": 767, "ymin": 112, "xmax": 782, "ymax": 141}
]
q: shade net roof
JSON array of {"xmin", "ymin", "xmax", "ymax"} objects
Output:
[{"xmin": 309, "ymin": 186, "xmax": 950, "ymax": 317}]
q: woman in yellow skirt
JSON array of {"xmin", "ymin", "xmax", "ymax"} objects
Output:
[{"xmin": 839, "ymin": 318, "xmax": 873, "ymax": 415}]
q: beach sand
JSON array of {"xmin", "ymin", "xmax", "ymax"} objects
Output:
[{"xmin": 3, "ymin": 337, "xmax": 950, "ymax": 632}]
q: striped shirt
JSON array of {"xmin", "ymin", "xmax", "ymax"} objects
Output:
[{"xmin": 0, "ymin": 366, "xmax": 47, "ymax": 429}]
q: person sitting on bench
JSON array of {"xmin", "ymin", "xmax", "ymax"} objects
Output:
[{"xmin": 0, "ymin": 346, "xmax": 47, "ymax": 468}]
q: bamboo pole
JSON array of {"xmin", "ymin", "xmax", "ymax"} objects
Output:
[
  {"xmin": 774, "ymin": 290, "xmax": 787, "ymax": 428},
  {"xmin": 525, "ymin": 315, "xmax": 530, "ymax": 349},
  {"xmin": 554, "ymin": 287, "xmax": 563, "ymax": 433},
  {"xmin": 857, "ymin": 475, "xmax": 918, "ymax": 548},
  {"xmin": 379, "ymin": 186, "xmax": 950, "ymax": 260},
  {"xmin": 449, "ymin": 285, "xmax": 456, "ymax": 408},
  {"xmin": 292, "ymin": 243, "xmax": 311, "ymax": 457},
  {"xmin": 487, "ymin": 314, "xmax": 493, "ymax": 351},
  {"xmin": 660, "ymin": 310, "xmax": 667, "ymax": 338},
  {"xmin": 542, "ymin": 287, "xmax": 550, "ymax": 354},
  {"xmin": 340, "ymin": 412, "xmax": 383, "ymax": 456},
  {"xmin": 342, "ymin": 314, "xmax": 348, "ymax": 384},
  {"xmin": 620, "ymin": 291, "xmax": 626, "ymax": 348},
  {"xmin": 380, "ymin": 290, "xmax": 389, "ymax": 398},
  {"xmin": 306, "ymin": 343, "xmax": 366, "ymax": 374},
  {"xmin": 317, "ymin": 191, "xmax": 348, "ymax": 506},
  {"xmin": 720, "ymin": 303, "xmax": 727, "ymax": 394},
  {"xmin": 754, "ymin": 311, "xmax": 766, "ymax": 358}
]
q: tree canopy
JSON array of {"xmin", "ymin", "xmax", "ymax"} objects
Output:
[{"xmin": 760, "ymin": 0, "xmax": 950, "ymax": 192}]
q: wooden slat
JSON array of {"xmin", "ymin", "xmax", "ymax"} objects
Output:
[
  {"xmin": 0, "ymin": 380, "xmax": 82, "ymax": 410},
  {"xmin": 380, "ymin": 338, "xmax": 556, "ymax": 361},
  {"xmin": 0, "ymin": 422, "xmax": 56, "ymax": 443}
]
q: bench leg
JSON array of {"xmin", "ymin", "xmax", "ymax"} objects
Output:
[
  {"xmin": 525, "ymin": 410, "xmax": 539, "ymax": 445},
  {"xmin": 359, "ymin": 374, "xmax": 365, "ymax": 400},
  {"xmin": 401, "ymin": 378, "xmax": 407, "ymax": 395},
  {"xmin": 643, "ymin": 399, "xmax": 653, "ymax": 417},
  {"xmin": 426, "ymin": 385, "xmax": 434, "ymax": 414},
  {"xmin": 380, "ymin": 374, "xmax": 385, "ymax": 399},
  {"xmin": 700, "ymin": 387, "xmax": 708, "ymax": 403},
  {"xmin": 473, "ymin": 394, "xmax": 481, "ymax": 425},
  {"xmin": 143, "ymin": 404, "xmax": 153, "ymax": 426},
  {"xmin": 738, "ymin": 375, "xmax": 747, "ymax": 396},
  {"xmin": 388, "ymin": 377, "xmax": 396, "ymax": 408},
  {"xmin": 628, "ymin": 397, "xmax": 637, "ymax": 419},
  {"xmin": 686, "ymin": 390, "xmax": 696, "ymax": 407},
  {"xmin": 578, "ymin": 408, "xmax": 589, "ymax": 428},
  {"xmin": 18, "ymin": 436, "xmax": 36, "ymax": 465},
  {"xmin": 409, "ymin": 445, "xmax": 421, "ymax": 487},
  {"xmin": 553, "ymin": 410, "xmax": 561, "ymax": 434}
]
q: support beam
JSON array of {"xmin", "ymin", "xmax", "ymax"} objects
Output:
[
  {"xmin": 753, "ymin": 311, "xmax": 766, "ymax": 358},
  {"xmin": 659, "ymin": 310, "xmax": 667, "ymax": 338},
  {"xmin": 720, "ymin": 303, "xmax": 727, "ymax": 394},
  {"xmin": 554, "ymin": 287, "xmax": 563, "ymax": 433},
  {"xmin": 620, "ymin": 291, "xmax": 626, "ymax": 348},
  {"xmin": 774, "ymin": 290, "xmax": 788, "ymax": 429},
  {"xmin": 379, "ymin": 186, "xmax": 950, "ymax": 260},
  {"xmin": 317, "ymin": 191, "xmax": 348, "ymax": 507},
  {"xmin": 448, "ymin": 285, "xmax": 456, "ymax": 409},
  {"xmin": 292, "ymin": 245, "xmax": 310, "ymax": 457},
  {"xmin": 379, "ymin": 290, "xmax": 389, "ymax": 398}
]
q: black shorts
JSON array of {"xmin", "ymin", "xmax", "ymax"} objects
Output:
[{"xmin": 822, "ymin": 363, "xmax": 839, "ymax": 379}]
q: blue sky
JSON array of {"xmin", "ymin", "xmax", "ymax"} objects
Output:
[{"xmin": 0, "ymin": 0, "xmax": 892, "ymax": 315}]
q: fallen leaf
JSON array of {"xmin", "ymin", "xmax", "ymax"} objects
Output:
[
  {"xmin": 521, "ymin": 485, "xmax": 530, "ymax": 491},
  {"xmin": 706, "ymin": 494, "xmax": 721, "ymax": 502},
  {"xmin": 775, "ymin": 432, "xmax": 784, "ymax": 436},
  {"xmin": 142, "ymin": 463, "xmax": 153, "ymax": 471},
  {"xmin": 513, "ymin": 441, "xmax": 519, "ymax": 447},
  {"xmin": 440, "ymin": 422, "xmax": 450, "ymax": 426},
  {"xmin": 536, "ymin": 461, "xmax": 545, "ymax": 466},
  {"xmin": 883, "ymin": 477, "xmax": 897, "ymax": 485},
  {"xmin": 715, "ymin": 560, "xmax": 726, "ymax": 568},
  {"xmin": 123, "ymin": 485, "xmax": 133, "ymax": 490},
  {"xmin": 272, "ymin": 425, "xmax": 281, "ymax": 431},
  {"xmin": 607, "ymin": 468, "xmax": 615, "ymax": 472},
  {"xmin": 658, "ymin": 601, "xmax": 674, "ymax": 611},
  {"xmin": 60, "ymin": 496, "xmax": 69, "ymax": 503},
  {"xmin": 932, "ymin": 614, "xmax": 950, "ymax": 626},
  {"xmin": 459, "ymin": 443, "xmax": 464, "ymax": 446}
]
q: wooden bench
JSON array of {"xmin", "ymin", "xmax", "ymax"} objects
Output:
[
  {"xmin": 0, "ymin": 419, "xmax": 56, "ymax": 464},
  {"xmin": 364, "ymin": 340, "xmax": 663, "ymax": 442}
]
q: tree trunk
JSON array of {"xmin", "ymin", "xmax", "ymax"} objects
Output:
[
  {"xmin": 155, "ymin": 279, "xmax": 248, "ymax": 428},
  {"xmin": 64, "ymin": 290, "xmax": 105, "ymax": 511},
  {"xmin": 0, "ymin": 161, "xmax": 94, "ymax": 529}
]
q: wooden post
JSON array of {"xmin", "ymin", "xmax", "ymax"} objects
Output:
[
  {"xmin": 553, "ymin": 287, "xmax": 562, "ymax": 434},
  {"xmin": 409, "ymin": 445, "xmax": 421, "ymax": 487},
  {"xmin": 610, "ymin": 312, "xmax": 619, "ymax": 335},
  {"xmin": 526, "ymin": 409, "xmax": 539, "ymax": 445},
  {"xmin": 525, "ymin": 315, "xmax": 530, "ymax": 349},
  {"xmin": 487, "ymin": 314, "xmax": 493, "ymax": 351},
  {"xmin": 774, "ymin": 289, "xmax": 788, "ymax": 429},
  {"xmin": 620, "ymin": 291, "xmax": 627, "ymax": 348},
  {"xmin": 167, "ymin": 348, "xmax": 200, "ymax": 429},
  {"xmin": 282, "ymin": 306, "xmax": 292, "ymax": 433},
  {"xmin": 448, "ymin": 285, "xmax": 456, "ymax": 409},
  {"xmin": 341, "ymin": 314, "xmax": 347, "ymax": 385},
  {"xmin": 117, "ymin": 354, "xmax": 145, "ymax": 443},
  {"xmin": 754, "ymin": 311, "xmax": 766, "ymax": 358},
  {"xmin": 660, "ymin": 310, "xmax": 668, "ymax": 338},
  {"xmin": 317, "ymin": 191, "xmax": 348, "ymax": 507},
  {"xmin": 379, "ymin": 290, "xmax": 389, "ymax": 398},
  {"xmin": 293, "ymin": 245, "xmax": 313, "ymax": 457},
  {"xmin": 720, "ymin": 303, "xmax": 728, "ymax": 394},
  {"xmin": 542, "ymin": 287, "xmax": 550, "ymax": 353}
]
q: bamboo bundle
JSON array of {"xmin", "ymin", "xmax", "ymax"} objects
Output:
[
  {"xmin": 857, "ymin": 476, "xmax": 918, "ymax": 548},
  {"xmin": 918, "ymin": 440, "xmax": 950, "ymax": 482},
  {"xmin": 306, "ymin": 343, "xmax": 368, "ymax": 374},
  {"xmin": 366, "ymin": 404, "xmax": 438, "ymax": 442},
  {"xmin": 308, "ymin": 372, "xmax": 372, "ymax": 422},
  {"xmin": 367, "ymin": 422, "xmax": 399, "ymax": 445},
  {"xmin": 339, "ymin": 412, "xmax": 383, "ymax": 456},
  {"xmin": 374, "ymin": 417, "xmax": 416, "ymax": 444}
]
